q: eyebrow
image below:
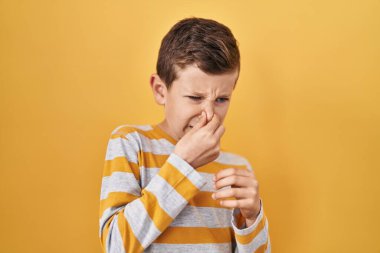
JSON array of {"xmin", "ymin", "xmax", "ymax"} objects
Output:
[{"xmin": 188, "ymin": 91, "xmax": 231, "ymax": 97}]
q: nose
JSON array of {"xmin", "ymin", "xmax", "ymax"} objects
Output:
[{"xmin": 202, "ymin": 100, "xmax": 215, "ymax": 122}]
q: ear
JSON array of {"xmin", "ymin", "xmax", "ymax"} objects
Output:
[{"xmin": 150, "ymin": 74, "xmax": 167, "ymax": 105}]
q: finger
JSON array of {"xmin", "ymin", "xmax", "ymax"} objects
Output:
[
  {"xmin": 204, "ymin": 113, "xmax": 220, "ymax": 133},
  {"xmin": 214, "ymin": 168, "xmax": 254, "ymax": 182},
  {"xmin": 191, "ymin": 111, "xmax": 207, "ymax": 131},
  {"xmin": 219, "ymin": 198, "xmax": 255, "ymax": 209},
  {"xmin": 212, "ymin": 187, "xmax": 248, "ymax": 200},
  {"xmin": 214, "ymin": 174, "xmax": 254, "ymax": 190},
  {"xmin": 214, "ymin": 124, "xmax": 225, "ymax": 139}
]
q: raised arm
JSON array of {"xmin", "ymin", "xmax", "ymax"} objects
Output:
[{"xmin": 99, "ymin": 133, "xmax": 206, "ymax": 253}]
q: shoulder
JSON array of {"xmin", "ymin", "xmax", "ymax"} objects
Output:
[
  {"xmin": 109, "ymin": 124, "xmax": 156, "ymax": 143},
  {"xmin": 107, "ymin": 124, "xmax": 153, "ymax": 149},
  {"xmin": 216, "ymin": 150, "xmax": 253, "ymax": 171},
  {"xmin": 110, "ymin": 124, "xmax": 153, "ymax": 136}
]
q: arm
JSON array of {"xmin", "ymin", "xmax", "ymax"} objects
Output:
[
  {"xmin": 232, "ymin": 200, "xmax": 271, "ymax": 252},
  {"xmin": 99, "ymin": 133, "xmax": 207, "ymax": 253},
  {"xmin": 213, "ymin": 159, "xmax": 271, "ymax": 253}
]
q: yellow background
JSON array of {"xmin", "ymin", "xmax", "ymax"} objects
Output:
[{"xmin": 1, "ymin": 1, "xmax": 379, "ymax": 252}]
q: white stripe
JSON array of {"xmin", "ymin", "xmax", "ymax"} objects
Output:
[
  {"xmin": 128, "ymin": 124, "xmax": 153, "ymax": 131},
  {"xmin": 146, "ymin": 243, "xmax": 233, "ymax": 253},
  {"xmin": 265, "ymin": 233, "xmax": 271, "ymax": 253},
  {"xmin": 105, "ymin": 137, "xmax": 139, "ymax": 163},
  {"xmin": 111, "ymin": 124, "xmax": 153, "ymax": 134},
  {"xmin": 100, "ymin": 172, "xmax": 141, "ymax": 200},
  {"xmin": 106, "ymin": 215, "xmax": 126, "ymax": 253},
  {"xmin": 105, "ymin": 133, "xmax": 175, "ymax": 162},
  {"xmin": 171, "ymin": 205, "xmax": 233, "ymax": 228},
  {"xmin": 167, "ymin": 153, "xmax": 207, "ymax": 189},
  {"xmin": 216, "ymin": 152, "xmax": 252, "ymax": 169},
  {"xmin": 126, "ymin": 131, "xmax": 174, "ymax": 154},
  {"xmin": 107, "ymin": 129, "xmax": 252, "ymax": 171},
  {"xmin": 99, "ymin": 206, "xmax": 124, "ymax": 236},
  {"xmin": 236, "ymin": 219, "xmax": 269, "ymax": 253},
  {"xmin": 139, "ymin": 166, "xmax": 159, "ymax": 188},
  {"xmin": 124, "ymin": 199, "xmax": 161, "ymax": 248},
  {"xmin": 144, "ymin": 174, "xmax": 188, "ymax": 218},
  {"xmin": 140, "ymin": 167, "xmax": 215, "ymax": 192},
  {"xmin": 232, "ymin": 202, "xmax": 264, "ymax": 235}
]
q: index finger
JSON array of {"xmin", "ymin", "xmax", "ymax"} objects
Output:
[
  {"xmin": 204, "ymin": 113, "xmax": 221, "ymax": 133},
  {"xmin": 213, "ymin": 168, "xmax": 253, "ymax": 182}
]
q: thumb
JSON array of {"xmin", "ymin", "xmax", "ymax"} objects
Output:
[{"xmin": 192, "ymin": 111, "xmax": 207, "ymax": 130}]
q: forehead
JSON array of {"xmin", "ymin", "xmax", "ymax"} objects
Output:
[{"xmin": 172, "ymin": 65, "xmax": 238, "ymax": 93}]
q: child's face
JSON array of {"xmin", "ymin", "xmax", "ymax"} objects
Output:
[{"xmin": 153, "ymin": 64, "xmax": 238, "ymax": 141}]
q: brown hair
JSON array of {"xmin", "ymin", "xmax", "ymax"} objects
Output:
[{"xmin": 156, "ymin": 17, "xmax": 240, "ymax": 89}]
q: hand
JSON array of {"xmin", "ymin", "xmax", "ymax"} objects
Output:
[
  {"xmin": 212, "ymin": 168, "xmax": 261, "ymax": 224},
  {"xmin": 173, "ymin": 111, "xmax": 225, "ymax": 169}
]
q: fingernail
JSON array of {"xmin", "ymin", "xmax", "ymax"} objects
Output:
[{"xmin": 211, "ymin": 193, "xmax": 215, "ymax": 199}]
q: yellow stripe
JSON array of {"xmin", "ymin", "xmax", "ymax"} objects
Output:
[
  {"xmin": 235, "ymin": 210, "xmax": 246, "ymax": 229},
  {"xmin": 189, "ymin": 191, "xmax": 225, "ymax": 208},
  {"xmin": 118, "ymin": 211, "xmax": 145, "ymax": 252},
  {"xmin": 197, "ymin": 162, "xmax": 247, "ymax": 173},
  {"xmin": 99, "ymin": 192, "xmax": 139, "ymax": 216},
  {"xmin": 103, "ymin": 157, "xmax": 140, "ymax": 180},
  {"xmin": 139, "ymin": 152, "xmax": 168, "ymax": 169},
  {"xmin": 140, "ymin": 152, "xmax": 247, "ymax": 172},
  {"xmin": 110, "ymin": 126, "xmax": 171, "ymax": 142},
  {"xmin": 159, "ymin": 162, "xmax": 200, "ymax": 201},
  {"xmin": 100, "ymin": 217, "xmax": 113, "ymax": 252},
  {"xmin": 140, "ymin": 189, "xmax": 174, "ymax": 232},
  {"xmin": 255, "ymin": 239, "xmax": 269, "ymax": 253},
  {"xmin": 110, "ymin": 126, "xmax": 177, "ymax": 145},
  {"xmin": 235, "ymin": 215, "xmax": 267, "ymax": 245},
  {"xmin": 154, "ymin": 227, "xmax": 232, "ymax": 244},
  {"xmin": 145, "ymin": 127, "xmax": 177, "ymax": 145}
]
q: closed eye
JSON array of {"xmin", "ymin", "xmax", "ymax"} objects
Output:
[
  {"xmin": 187, "ymin": 96, "xmax": 202, "ymax": 101},
  {"xmin": 185, "ymin": 96, "xmax": 230, "ymax": 104},
  {"xmin": 216, "ymin": 97, "xmax": 230, "ymax": 103}
]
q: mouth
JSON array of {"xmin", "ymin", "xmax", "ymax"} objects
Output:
[{"xmin": 183, "ymin": 125, "xmax": 193, "ymax": 132}]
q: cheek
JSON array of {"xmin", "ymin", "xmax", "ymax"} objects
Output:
[
  {"xmin": 179, "ymin": 105, "xmax": 203, "ymax": 125},
  {"xmin": 167, "ymin": 104, "xmax": 193, "ymax": 120},
  {"xmin": 215, "ymin": 106, "xmax": 229, "ymax": 122}
]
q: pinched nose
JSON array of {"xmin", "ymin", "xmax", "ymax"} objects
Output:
[
  {"xmin": 203, "ymin": 102, "xmax": 215, "ymax": 122},
  {"xmin": 188, "ymin": 110, "xmax": 214, "ymax": 128}
]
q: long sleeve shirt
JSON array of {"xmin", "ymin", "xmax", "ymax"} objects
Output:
[{"xmin": 99, "ymin": 124, "xmax": 271, "ymax": 253}]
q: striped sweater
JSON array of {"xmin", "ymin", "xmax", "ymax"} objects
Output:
[{"xmin": 99, "ymin": 124, "xmax": 271, "ymax": 253}]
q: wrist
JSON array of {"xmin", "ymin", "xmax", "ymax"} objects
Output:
[
  {"xmin": 245, "ymin": 199, "xmax": 262, "ymax": 227},
  {"xmin": 245, "ymin": 218, "xmax": 255, "ymax": 228},
  {"xmin": 173, "ymin": 150, "xmax": 192, "ymax": 166}
]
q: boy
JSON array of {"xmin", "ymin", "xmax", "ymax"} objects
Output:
[{"xmin": 99, "ymin": 17, "xmax": 271, "ymax": 253}]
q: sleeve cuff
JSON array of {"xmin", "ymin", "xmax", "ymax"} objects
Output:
[
  {"xmin": 231, "ymin": 199, "xmax": 264, "ymax": 235},
  {"xmin": 167, "ymin": 152, "xmax": 207, "ymax": 190}
]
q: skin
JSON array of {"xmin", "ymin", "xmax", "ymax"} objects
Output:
[{"xmin": 150, "ymin": 64, "xmax": 261, "ymax": 225}]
